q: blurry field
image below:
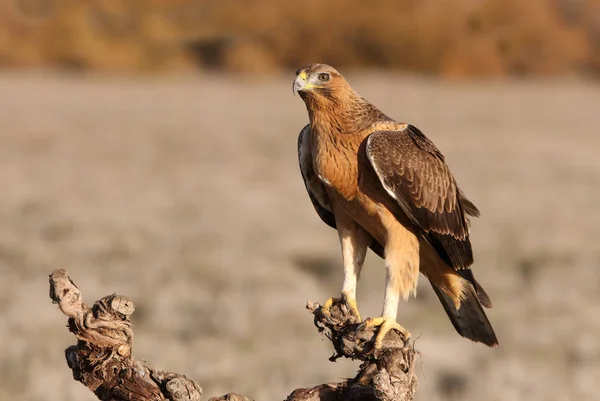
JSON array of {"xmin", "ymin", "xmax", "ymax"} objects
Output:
[
  {"xmin": 1, "ymin": 0, "xmax": 599, "ymax": 76},
  {"xmin": 0, "ymin": 71, "xmax": 599, "ymax": 401}
]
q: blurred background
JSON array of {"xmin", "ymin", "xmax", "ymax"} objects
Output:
[
  {"xmin": 1, "ymin": 0, "xmax": 600, "ymax": 76},
  {"xmin": 0, "ymin": 0, "xmax": 599, "ymax": 400}
]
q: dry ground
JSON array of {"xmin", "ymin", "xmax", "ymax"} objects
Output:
[{"xmin": 0, "ymin": 71, "xmax": 599, "ymax": 401}]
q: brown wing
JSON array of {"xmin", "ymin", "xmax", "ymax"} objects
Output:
[
  {"xmin": 298, "ymin": 125, "xmax": 385, "ymax": 258},
  {"xmin": 298, "ymin": 125, "xmax": 336, "ymax": 228},
  {"xmin": 365, "ymin": 125, "xmax": 480, "ymax": 270}
]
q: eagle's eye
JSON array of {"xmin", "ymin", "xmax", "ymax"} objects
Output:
[{"xmin": 317, "ymin": 73, "xmax": 330, "ymax": 82}]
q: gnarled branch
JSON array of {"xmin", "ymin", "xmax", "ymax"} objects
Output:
[{"xmin": 49, "ymin": 269, "xmax": 418, "ymax": 401}]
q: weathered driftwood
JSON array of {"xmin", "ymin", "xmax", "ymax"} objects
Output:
[
  {"xmin": 49, "ymin": 269, "xmax": 418, "ymax": 401},
  {"xmin": 288, "ymin": 302, "xmax": 418, "ymax": 401}
]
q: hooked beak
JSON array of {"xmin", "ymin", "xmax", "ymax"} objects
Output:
[{"xmin": 293, "ymin": 71, "xmax": 309, "ymax": 95}]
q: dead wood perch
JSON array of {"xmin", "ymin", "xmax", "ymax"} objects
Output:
[{"xmin": 49, "ymin": 269, "xmax": 418, "ymax": 401}]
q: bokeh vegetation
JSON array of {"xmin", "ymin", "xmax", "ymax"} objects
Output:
[{"xmin": 1, "ymin": 0, "xmax": 599, "ymax": 76}]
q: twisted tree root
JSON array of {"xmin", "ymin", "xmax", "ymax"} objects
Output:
[{"xmin": 49, "ymin": 269, "xmax": 418, "ymax": 401}]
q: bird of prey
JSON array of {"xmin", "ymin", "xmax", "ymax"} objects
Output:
[{"xmin": 294, "ymin": 64, "xmax": 498, "ymax": 350}]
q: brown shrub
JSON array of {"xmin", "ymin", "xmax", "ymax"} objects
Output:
[
  {"xmin": 0, "ymin": 0, "xmax": 597, "ymax": 76},
  {"xmin": 440, "ymin": 0, "xmax": 592, "ymax": 77}
]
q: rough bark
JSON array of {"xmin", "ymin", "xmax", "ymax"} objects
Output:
[{"xmin": 49, "ymin": 269, "xmax": 418, "ymax": 401}]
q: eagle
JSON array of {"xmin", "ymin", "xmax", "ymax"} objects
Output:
[{"xmin": 294, "ymin": 64, "xmax": 498, "ymax": 350}]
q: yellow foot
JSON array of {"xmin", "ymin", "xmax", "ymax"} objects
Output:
[
  {"xmin": 322, "ymin": 291, "xmax": 362, "ymax": 321},
  {"xmin": 360, "ymin": 317, "xmax": 411, "ymax": 350}
]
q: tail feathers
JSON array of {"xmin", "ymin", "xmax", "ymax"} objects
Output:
[
  {"xmin": 431, "ymin": 281, "xmax": 499, "ymax": 347},
  {"xmin": 457, "ymin": 269, "xmax": 492, "ymax": 308},
  {"xmin": 473, "ymin": 278, "xmax": 492, "ymax": 308}
]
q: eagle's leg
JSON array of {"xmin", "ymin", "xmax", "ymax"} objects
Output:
[
  {"xmin": 361, "ymin": 226, "xmax": 418, "ymax": 350},
  {"xmin": 322, "ymin": 292, "xmax": 361, "ymax": 321},
  {"xmin": 360, "ymin": 273, "xmax": 412, "ymax": 349},
  {"xmin": 362, "ymin": 317, "xmax": 411, "ymax": 349},
  {"xmin": 359, "ymin": 276, "xmax": 412, "ymax": 350},
  {"xmin": 322, "ymin": 215, "xmax": 370, "ymax": 322}
]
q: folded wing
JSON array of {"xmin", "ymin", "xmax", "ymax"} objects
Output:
[
  {"xmin": 365, "ymin": 125, "xmax": 480, "ymax": 270},
  {"xmin": 298, "ymin": 125, "xmax": 336, "ymax": 228},
  {"xmin": 298, "ymin": 125, "xmax": 385, "ymax": 258}
]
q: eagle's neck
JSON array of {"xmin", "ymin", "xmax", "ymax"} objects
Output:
[
  {"xmin": 303, "ymin": 91, "xmax": 382, "ymax": 137},
  {"xmin": 302, "ymin": 90, "xmax": 387, "ymax": 200}
]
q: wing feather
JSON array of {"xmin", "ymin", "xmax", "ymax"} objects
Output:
[
  {"xmin": 298, "ymin": 125, "xmax": 385, "ymax": 259},
  {"xmin": 298, "ymin": 125, "xmax": 336, "ymax": 229},
  {"xmin": 366, "ymin": 125, "xmax": 479, "ymax": 269}
]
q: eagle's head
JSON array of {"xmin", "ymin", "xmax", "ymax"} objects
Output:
[{"xmin": 293, "ymin": 64, "xmax": 349, "ymax": 104}]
